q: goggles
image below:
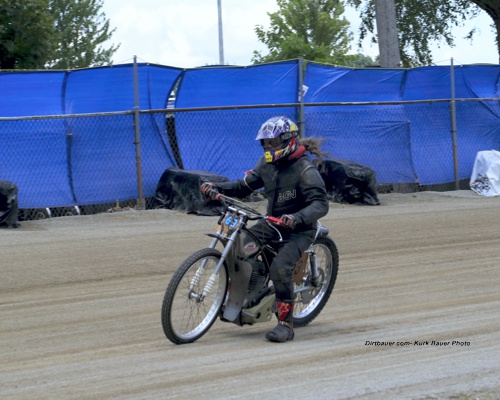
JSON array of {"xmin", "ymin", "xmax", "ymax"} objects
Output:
[
  {"xmin": 261, "ymin": 137, "xmax": 282, "ymax": 149},
  {"xmin": 260, "ymin": 131, "xmax": 297, "ymax": 149}
]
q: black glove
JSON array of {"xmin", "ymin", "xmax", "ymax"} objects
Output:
[
  {"xmin": 200, "ymin": 182, "xmax": 218, "ymax": 196},
  {"xmin": 280, "ymin": 214, "xmax": 297, "ymax": 229}
]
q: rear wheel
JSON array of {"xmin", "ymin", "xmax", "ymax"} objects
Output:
[
  {"xmin": 161, "ymin": 248, "xmax": 228, "ymax": 344},
  {"xmin": 293, "ymin": 236, "xmax": 339, "ymax": 327}
]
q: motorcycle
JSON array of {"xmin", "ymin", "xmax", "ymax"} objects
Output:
[{"xmin": 161, "ymin": 190, "xmax": 339, "ymax": 344}]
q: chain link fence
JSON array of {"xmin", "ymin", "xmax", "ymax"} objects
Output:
[{"xmin": 1, "ymin": 98, "xmax": 499, "ymax": 220}]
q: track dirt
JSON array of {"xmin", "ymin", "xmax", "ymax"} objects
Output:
[{"xmin": 1, "ymin": 190, "xmax": 499, "ymax": 399}]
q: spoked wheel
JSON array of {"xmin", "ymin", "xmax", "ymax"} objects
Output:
[
  {"xmin": 161, "ymin": 248, "xmax": 228, "ymax": 344},
  {"xmin": 293, "ymin": 236, "xmax": 339, "ymax": 327}
]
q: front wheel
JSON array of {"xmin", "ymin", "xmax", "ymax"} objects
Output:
[
  {"xmin": 293, "ymin": 236, "xmax": 339, "ymax": 327},
  {"xmin": 161, "ymin": 248, "xmax": 228, "ymax": 344}
]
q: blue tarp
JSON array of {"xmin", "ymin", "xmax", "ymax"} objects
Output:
[
  {"xmin": 175, "ymin": 61, "xmax": 299, "ymax": 179},
  {"xmin": 0, "ymin": 64, "xmax": 182, "ymax": 207},
  {"xmin": 304, "ymin": 63, "xmax": 500, "ymax": 185},
  {"xmin": 404, "ymin": 66, "xmax": 500, "ymax": 184},
  {"xmin": 304, "ymin": 65, "xmax": 416, "ymax": 184},
  {"xmin": 1, "ymin": 61, "xmax": 499, "ymax": 208},
  {"xmin": 0, "ymin": 71, "xmax": 66, "ymax": 117},
  {"xmin": 65, "ymin": 64, "xmax": 182, "ymax": 205}
]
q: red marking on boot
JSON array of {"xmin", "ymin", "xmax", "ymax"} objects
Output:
[{"xmin": 277, "ymin": 302, "xmax": 291, "ymax": 320}]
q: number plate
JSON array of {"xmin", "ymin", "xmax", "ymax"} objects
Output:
[{"xmin": 221, "ymin": 212, "xmax": 241, "ymax": 236}]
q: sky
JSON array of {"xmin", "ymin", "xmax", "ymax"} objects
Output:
[{"xmin": 101, "ymin": 0, "xmax": 499, "ymax": 68}]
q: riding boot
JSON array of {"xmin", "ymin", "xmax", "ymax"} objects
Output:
[{"xmin": 265, "ymin": 301, "xmax": 295, "ymax": 343}]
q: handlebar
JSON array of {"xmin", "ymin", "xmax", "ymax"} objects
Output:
[
  {"xmin": 206, "ymin": 189, "xmax": 283, "ymax": 226},
  {"xmin": 266, "ymin": 216, "xmax": 283, "ymax": 226}
]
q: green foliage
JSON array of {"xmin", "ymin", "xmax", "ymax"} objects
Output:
[
  {"xmin": 347, "ymin": 0, "xmax": 484, "ymax": 67},
  {"xmin": 253, "ymin": 0, "xmax": 354, "ymax": 65},
  {"xmin": 0, "ymin": 0, "xmax": 119, "ymax": 70},
  {"xmin": 344, "ymin": 53, "xmax": 378, "ymax": 67},
  {"xmin": 0, "ymin": 0, "xmax": 56, "ymax": 69},
  {"xmin": 47, "ymin": 0, "xmax": 120, "ymax": 69}
]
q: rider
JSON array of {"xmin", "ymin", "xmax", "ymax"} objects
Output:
[{"xmin": 200, "ymin": 116, "xmax": 329, "ymax": 343}]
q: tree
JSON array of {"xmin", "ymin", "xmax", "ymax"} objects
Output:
[
  {"xmin": 374, "ymin": 0, "xmax": 400, "ymax": 67},
  {"xmin": 47, "ymin": 0, "xmax": 120, "ymax": 69},
  {"xmin": 0, "ymin": 0, "xmax": 56, "ymax": 69},
  {"xmin": 347, "ymin": 0, "xmax": 500, "ymax": 66},
  {"xmin": 344, "ymin": 52, "xmax": 379, "ymax": 66},
  {"xmin": 253, "ymin": 0, "xmax": 354, "ymax": 65},
  {"xmin": 0, "ymin": 0, "xmax": 119, "ymax": 70},
  {"xmin": 469, "ymin": 0, "xmax": 500, "ymax": 63}
]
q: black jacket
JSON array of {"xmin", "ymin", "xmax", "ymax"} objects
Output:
[{"xmin": 217, "ymin": 150, "xmax": 329, "ymax": 231}]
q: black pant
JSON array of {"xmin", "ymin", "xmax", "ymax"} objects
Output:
[{"xmin": 248, "ymin": 220, "xmax": 315, "ymax": 302}]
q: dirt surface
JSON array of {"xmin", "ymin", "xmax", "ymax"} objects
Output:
[{"xmin": 1, "ymin": 190, "xmax": 500, "ymax": 400}]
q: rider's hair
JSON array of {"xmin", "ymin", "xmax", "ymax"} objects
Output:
[{"xmin": 300, "ymin": 137, "xmax": 331, "ymax": 165}]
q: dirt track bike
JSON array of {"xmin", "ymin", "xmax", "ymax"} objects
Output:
[{"xmin": 161, "ymin": 191, "xmax": 339, "ymax": 344}]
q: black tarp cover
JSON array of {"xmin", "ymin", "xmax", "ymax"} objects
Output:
[
  {"xmin": 155, "ymin": 160, "xmax": 379, "ymax": 216},
  {"xmin": 0, "ymin": 181, "xmax": 20, "ymax": 228},
  {"xmin": 154, "ymin": 168, "xmax": 230, "ymax": 215},
  {"xmin": 319, "ymin": 159, "xmax": 380, "ymax": 205}
]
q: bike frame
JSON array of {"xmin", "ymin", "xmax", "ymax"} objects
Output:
[{"xmin": 196, "ymin": 196, "xmax": 327, "ymax": 323}]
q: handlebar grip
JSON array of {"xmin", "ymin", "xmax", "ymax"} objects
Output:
[
  {"xmin": 210, "ymin": 189, "xmax": 222, "ymax": 201},
  {"xmin": 266, "ymin": 216, "xmax": 283, "ymax": 225}
]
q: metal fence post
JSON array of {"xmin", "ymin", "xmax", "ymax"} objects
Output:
[
  {"xmin": 298, "ymin": 57, "xmax": 306, "ymax": 138},
  {"xmin": 133, "ymin": 56, "xmax": 145, "ymax": 209},
  {"xmin": 450, "ymin": 58, "xmax": 460, "ymax": 190}
]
